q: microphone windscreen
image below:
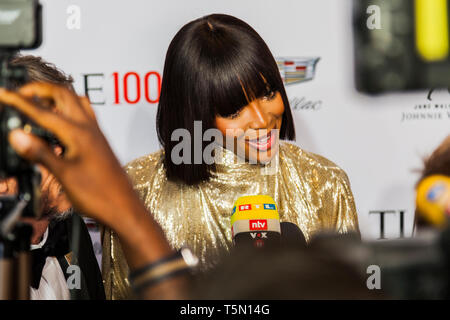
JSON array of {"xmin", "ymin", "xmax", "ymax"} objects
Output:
[
  {"xmin": 231, "ymin": 195, "xmax": 280, "ymax": 248},
  {"xmin": 280, "ymin": 222, "xmax": 307, "ymax": 248},
  {"xmin": 416, "ymin": 175, "xmax": 450, "ymax": 227}
]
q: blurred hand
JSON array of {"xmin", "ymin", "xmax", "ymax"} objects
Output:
[
  {"xmin": 0, "ymin": 83, "xmax": 162, "ymax": 238},
  {"xmin": 0, "ymin": 83, "xmax": 134, "ymax": 227},
  {"xmin": 0, "ymin": 82, "xmax": 185, "ymax": 298}
]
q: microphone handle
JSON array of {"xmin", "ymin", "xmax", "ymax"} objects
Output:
[{"xmin": 233, "ymin": 231, "xmax": 281, "ymax": 249}]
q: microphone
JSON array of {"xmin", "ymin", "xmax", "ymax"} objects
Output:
[
  {"xmin": 416, "ymin": 175, "xmax": 450, "ymax": 228},
  {"xmin": 231, "ymin": 195, "xmax": 281, "ymax": 248},
  {"xmin": 280, "ymin": 222, "xmax": 307, "ymax": 248}
]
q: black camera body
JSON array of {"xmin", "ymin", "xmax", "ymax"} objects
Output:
[{"xmin": 0, "ymin": 0, "xmax": 43, "ymax": 220}]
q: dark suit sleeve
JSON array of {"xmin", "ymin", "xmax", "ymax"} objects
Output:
[{"xmin": 67, "ymin": 213, "xmax": 106, "ymax": 300}]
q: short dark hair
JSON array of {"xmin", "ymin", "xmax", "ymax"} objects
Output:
[
  {"xmin": 419, "ymin": 135, "xmax": 450, "ymax": 182},
  {"xmin": 156, "ymin": 14, "xmax": 296, "ymax": 185},
  {"xmin": 9, "ymin": 54, "xmax": 74, "ymax": 90}
]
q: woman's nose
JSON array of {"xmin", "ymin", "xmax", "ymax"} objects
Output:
[{"xmin": 248, "ymin": 101, "xmax": 269, "ymax": 129}]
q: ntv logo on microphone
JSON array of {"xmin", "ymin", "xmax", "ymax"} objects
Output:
[{"xmin": 249, "ymin": 220, "xmax": 268, "ymax": 231}]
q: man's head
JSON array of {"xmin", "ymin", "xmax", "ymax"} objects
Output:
[
  {"xmin": 419, "ymin": 135, "xmax": 450, "ymax": 181},
  {"xmin": 0, "ymin": 54, "xmax": 74, "ymax": 242},
  {"xmin": 9, "ymin": 55, "xmax": 75, "ymax": 89}
]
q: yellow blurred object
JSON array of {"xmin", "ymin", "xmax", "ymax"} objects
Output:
[
  {"xmin": 415, "ymin": 0, "xmax": 449, "ymax": 61},
  {"xmin": 416, "ymin": 175, "xmax": 450, "ymax": 227}
]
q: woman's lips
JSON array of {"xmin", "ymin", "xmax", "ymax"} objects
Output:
[{"xmin": 246, "ymin": 130, "xmax": 275, "ymax": 151}]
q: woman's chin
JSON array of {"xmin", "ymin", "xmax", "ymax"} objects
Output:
[{"xmin": 255, "ymin": 148, "xmax": 279, "ymax": 164}]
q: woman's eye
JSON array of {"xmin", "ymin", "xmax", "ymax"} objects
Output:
[
  {"xmin": 262, "ymin": 90, "xmax": 276, "ymax": 101},
  {"xmin": 228, "ymin": 110, "xmax": 241, "ymax": 119}
]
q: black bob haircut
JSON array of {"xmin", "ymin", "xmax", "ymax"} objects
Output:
[{"xmin": 157, "ymin": 14, "xmax": 296, "ymax": 185}]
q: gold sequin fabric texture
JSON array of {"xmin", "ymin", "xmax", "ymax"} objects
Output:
[{"xmin": 101, "ymin": 142, "xmax": 360, "ymax": 299}]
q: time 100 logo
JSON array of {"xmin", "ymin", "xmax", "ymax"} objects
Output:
[{"xmin": 81, "ymin": 71, "xmax": 162, "ymax": 105}]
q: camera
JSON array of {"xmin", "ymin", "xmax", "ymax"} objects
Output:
[{"xmin": 0, "ymin": 0, "xmax": 44, "ymax": 221}]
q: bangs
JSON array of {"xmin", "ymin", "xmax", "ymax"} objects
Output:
[
  {"xmin": 192, "ymin": 23, "xmax": 284, "ymax": 118},
  {"xmin": 212, "ymin": 61, "xmax": 283, "ymax": 118}
]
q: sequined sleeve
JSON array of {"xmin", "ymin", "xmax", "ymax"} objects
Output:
[
  {"xmin": 300, "ymin": 146, "xmax": 359, "ymax": 236},
  {"xmin": 101, "ymin": 226, "xmax": 133, "ymax": 300},
  {"xmin": 101, "ymin": 153, "xmax": 161, "ymax": 300},
  {"xmin": 330, "ymin": 169, "xmax": 360, "ymax": 235},
  {"xmin": 276, "ymin": 144, "xmax": 360, "ymax": 240}
]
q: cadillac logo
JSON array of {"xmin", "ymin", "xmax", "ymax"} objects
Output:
[{"xmin": 276, "ymin": 57, "xmax": 320, "ymax": 85}]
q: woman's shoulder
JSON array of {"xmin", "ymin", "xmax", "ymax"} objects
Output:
[
  {"xmin": 279, "ymin": 142, "xmax": 350, "ymax": 183},
  {"xmin": 124, "ymin": 149, "xmax": 165, "ymax": 187},
  {"xmin": 280, "ymin": 142, "xmax": 359, "ymax": 235}
]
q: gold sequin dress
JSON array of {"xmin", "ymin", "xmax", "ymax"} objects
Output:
[{"xmin": 101, "ymin": 142, "xmax": 360, "ymax": 299}]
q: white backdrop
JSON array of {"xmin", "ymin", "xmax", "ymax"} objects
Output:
[{"xmin": 27, "ymin": 0, "xmax": 449, "ymax": 240}]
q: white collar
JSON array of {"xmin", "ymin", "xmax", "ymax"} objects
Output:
[{"xmin": 30, "ymin": 227, "xmax": 49, "ymax": 251}]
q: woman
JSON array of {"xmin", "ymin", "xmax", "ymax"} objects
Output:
[{"xmin": 102, "ymin": 14, "xmax": 359, "ymax": 299}]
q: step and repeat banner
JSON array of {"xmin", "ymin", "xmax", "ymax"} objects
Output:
[{"xmin": 28, "ymin": 0, "xmax": 449, "ymax": 241}]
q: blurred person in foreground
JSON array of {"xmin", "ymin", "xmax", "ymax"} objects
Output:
[
  {"xmin": 0, "ymin": 55, "xmax": 104, "ymax": 300},
  {"xmin": 192, "ymin": 239, "xmax": 384, "ymax": 299}
]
